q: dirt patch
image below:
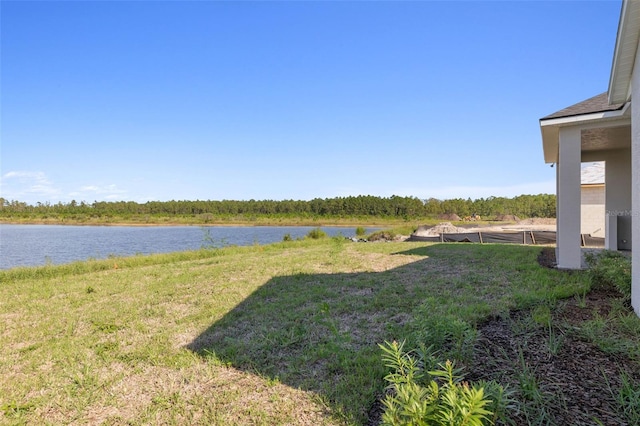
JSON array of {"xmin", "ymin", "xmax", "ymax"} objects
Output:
[
  {"xmin": 412, "ymin": 218, "xmax": 557, "ymax": 238},
  {"xmin": 537, "ymin": 247, "xmax": 557, "ymax": 269},
  {"xmin": 413, "ymin": 222, "xmax": 466, "ymax": 237},
  {"xmin": 467, "ymin": 288, "xmax": 636, "ymax": 426}
]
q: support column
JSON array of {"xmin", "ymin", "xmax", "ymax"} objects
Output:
[{"xmin": 556, "ymin": 127, "xmax": 582, "ymax": 269}]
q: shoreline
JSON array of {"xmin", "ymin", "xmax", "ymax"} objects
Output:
[{"xmin": 0, "ymin": 219, "xmax": 390, "ymax": 228}]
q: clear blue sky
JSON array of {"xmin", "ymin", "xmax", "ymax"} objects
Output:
[{"xmin": 0, "ymin": 0, "xmax": 622, "ymax": 204}]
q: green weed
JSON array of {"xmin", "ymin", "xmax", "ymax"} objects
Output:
[
  {"xmin": 515, "ymin": 348, "xmax": 552, "ymax": 424},
  {"xmin": 615, "ymin": 372, "xmax": 640, "ymax": 424},
  {"xmin": 1, "ymin": 401, "xmax": 35, "ymax": 417},
  {"xmin": 379, "ymin": 340, "xmax": 495, "ymax": 426}
]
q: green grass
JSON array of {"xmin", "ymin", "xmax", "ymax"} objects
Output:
[{"xmin": 1, "ymin": 240, "xmax": 590, "ymax": 425}]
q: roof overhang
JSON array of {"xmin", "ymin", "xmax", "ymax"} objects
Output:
[
  {"xmin": 540, "ymin": 103, "xmax": 630, "ymax": 163},
  {"xmin": 609, "ymin": 0, "xmax": 640, "ymax": 104}
]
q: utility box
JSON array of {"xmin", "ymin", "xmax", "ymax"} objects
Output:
[{"xmin": 618, "ymin": 215, "xmax": 632, "ymax": 251}]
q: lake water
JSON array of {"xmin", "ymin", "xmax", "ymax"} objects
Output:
[{"xmin": 0, "ymin": 224, "xmax": 377, "ymax": 270}]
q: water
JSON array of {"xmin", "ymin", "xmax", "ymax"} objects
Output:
[{"xmin": 0, "ymin": 224, "xmax": 376, "ymax": 269}]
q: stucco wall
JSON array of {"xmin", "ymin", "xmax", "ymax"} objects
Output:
[
  {"xmin": 582, "ymin": 149, "xmax": 632, "ymax": 248},
  {"xmin": 631, "ymin": 45, "xmax": 640, "ymax": 315},
  {"xmin": 581, "ymin": 185, "xmax": 605, "ymax": 237}
]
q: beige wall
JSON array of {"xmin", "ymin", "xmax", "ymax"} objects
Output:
[
  {"xmin": 581, "ymin": 184, "xmax": 605, "ymax": 237},
  {"xmin": 582, "ymin": 148, "xmax": 632, "ymax": 248}
]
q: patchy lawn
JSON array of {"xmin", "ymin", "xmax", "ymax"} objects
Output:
[{"xmin": 2, "ymin": 240, "xmax": 639, "ymax": 425}]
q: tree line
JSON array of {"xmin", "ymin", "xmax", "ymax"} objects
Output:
[{"xmin": 0, "ymin": 194, "xmax": 556, "ymax": 220}]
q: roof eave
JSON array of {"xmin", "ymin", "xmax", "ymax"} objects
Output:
[
  {"xmin": 539, "ymin": 104, "xmax": 630, "ymax": 164},
  {"xmin": 540, "ymin": 125, "xmax": 559, "ymax": 164},
  {"xmin": 609, "ymin": 0, "xmax": 640, "ymax": 104},
  {"xmin": 540, "ymin": 105, "xmax": 630, "ymax": 127}
]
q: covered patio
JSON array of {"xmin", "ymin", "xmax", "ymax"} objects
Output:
[
  {"xmin": 540, "ymin": 92, "xmax": 631, "ymax": 270},
  {"xmin": 540, "ymin": 0, "xmax": 640, "ymax": 315}
]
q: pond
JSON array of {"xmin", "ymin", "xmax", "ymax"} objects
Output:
[{"xmin": 0, "ymin": 224, "xmax": 377, "ymax": 269}]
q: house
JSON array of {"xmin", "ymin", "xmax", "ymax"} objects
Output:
[
  {"xmin": 581, "ymin": 162, "xmax": 605, "ymax": 239},
  {"xmin": 539, "ymin": 0, "xmax": 639, "ymax": 314}
]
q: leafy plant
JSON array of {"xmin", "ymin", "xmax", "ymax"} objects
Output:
[
  {"xmin": 379, "ymin": 340, "xmax": 495, "ymax": 426},
  {"xmin": 355, "ymin": 226, "xmax": 367, "ymax": 237}
]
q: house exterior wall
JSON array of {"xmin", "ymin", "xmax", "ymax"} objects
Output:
[
  {"xmin": 581, "ymin": 185, "xmax": 605, "ymax": 237},
  {"xmin": 631, "ymin": 45, "xmax": 640, "ymax": 315}
]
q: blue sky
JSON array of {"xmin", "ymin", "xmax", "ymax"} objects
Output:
[{"xmin": 1, "ymin": 0, "xmax": 622, "ymax": 204}]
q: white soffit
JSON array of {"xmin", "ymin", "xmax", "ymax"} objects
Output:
[
  {"xmin": 609, "ymin": 0, "xmax": 640, "ymax": 104},
  {"xmin": 539, "ymin": 104, "xmax": 630, "ymax": 164}
]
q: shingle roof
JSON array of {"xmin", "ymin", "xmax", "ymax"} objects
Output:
[{"xmin": 541, "ymin": 92, "xmax": 626, "ymax": 120}]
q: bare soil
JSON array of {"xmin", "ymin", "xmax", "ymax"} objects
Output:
[{"xmin": 367, "ymin": 247, "xmax": 640, "ymax": 425}]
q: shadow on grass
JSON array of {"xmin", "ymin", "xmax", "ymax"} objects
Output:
[{"xmin": 184, "ymin": 244, "xmax": 552, "ymax": 424}]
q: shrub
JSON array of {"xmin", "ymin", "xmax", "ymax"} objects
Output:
[
  {"xmin": 368, "ymin": 230, "xmax": 396, "ymax": 242},
  {"xmin": 306, "ymin": 228, "xmax": 327, "ymax": 240},
  {"xmin": 355, "ymin": 226, "xmax": 367, "ymax": 237},
  {"xmin": 585, "ymin": 250, "xmax": 631, "ymax": 302},
  {"xmin": 379, "ymin": 340, "xmax": 497, "ymax": 426}
]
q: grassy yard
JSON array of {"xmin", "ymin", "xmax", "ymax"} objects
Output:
[{"xmin": 0, "ymin": 239, "xmax": 632, "ymax": 425}]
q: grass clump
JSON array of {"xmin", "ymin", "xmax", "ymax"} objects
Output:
[
  {"xmin": 306, "ymin": 227, "xmax": 328, "ymax": 239},
  {"xmin": 585, "ymin": 250, "xmax": 631, "ymax": 301},
  {"xmin": 410, "ymin": 316, "xmax": 478, "ymax": 364},
  {"xmin": 613, "ymin": 372, "xmax": 640, "ymax": 424}
]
